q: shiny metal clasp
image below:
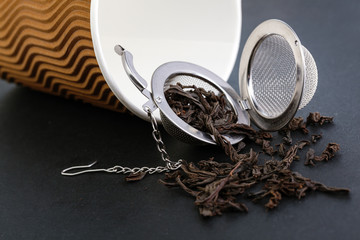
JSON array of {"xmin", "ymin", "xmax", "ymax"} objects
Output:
[
  {"xmin": 61, "ymin": 161, "xmax": 119, "ymax": 176},
  {"xmin": 114, "ymin": 45, "xmax": 157, "ymax": 113}
]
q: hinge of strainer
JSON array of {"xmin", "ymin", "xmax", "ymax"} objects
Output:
[{"xmin": 239, "ymin": 99, "xmax": 251, "ymax": 110}]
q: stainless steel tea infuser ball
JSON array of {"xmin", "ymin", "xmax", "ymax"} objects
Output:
[
  {"xmin": 115, "ymin": 19, "xmax": 318, "ymax": 145},
  {"xmin": 114, "ymin": 45, "xmax": 249, "ymax": 145},
  {"xmin": 61, "ymin": 19, "xmax": 319, "ymax": 176}
]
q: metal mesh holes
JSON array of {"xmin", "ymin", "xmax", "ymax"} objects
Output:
[
  {"xmin": 250, "ymin": 34, "xmax": 297, "ymax": 118},
  {"xmin": 249, "ymin": 34, "xmax": 318, "ymax": 118},
  {"xmin": 299, "ymin": 46, "xmax": 318, "ymax": 109}
]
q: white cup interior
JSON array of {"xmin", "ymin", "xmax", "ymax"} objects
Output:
[{"xmin": 91, "ymin": 0, "xmax": 241, "ymax": 121}]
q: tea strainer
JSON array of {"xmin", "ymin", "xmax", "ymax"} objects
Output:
[
  {"xmin": 62, "ymin": 19, "xmax": 318, "ymax": 176},
  {"xmin": 239, "ymin": 19, "xmax": 317, "ymax": 131},
  {"xmin": 115, "ymin": 19, "xmax": 318, "ymax": 145}
]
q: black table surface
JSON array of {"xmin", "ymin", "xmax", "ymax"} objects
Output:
[{"xmin": 1, "ymin": 0, "xmax": 359, "ymax": 239}]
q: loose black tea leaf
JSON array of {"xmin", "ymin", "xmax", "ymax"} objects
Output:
[
  {"xmin": 304, "ymin": 143, "xmax": 340, "ymax": 166},
  {"xmin": 161, "ymin": 152, "xmax": 257, "ymax": 216},
  {"xmin": 277, "ymin": 143, "xmax": 287, "ymax": 158},
  {"xmin": 160, "ymin": 84, "xmax": 349, "ymax": 216},
  {"xmin": 307, "ymin": 112, "xmax": 334, "ymax": 126},
  {"xmin": 314, "ymin": 143, "xmax": 340, "ymax": 162},
  {"xmin": 298, "ymin": 140, "xmax": 311, "ymax": 150},
  {"xmin": 282, "ymin": 117, "xmax": 308, "ymax": 134},
  {"xmin": 126, "ymin": 172, "xmax": 147, "ymax": 182},
  {"xmin": 236, "ymin": 141, "xmax": 246, "ymax": 153},
  {"xmin": 279, "ymin": 117, "xmax": 307, "ymax": 145},
  {"xmin": 311, "ymin": 134, "xmax": 322, "ymax": 143},
  {"xmin": 248, "ymin": 168, "xmax": 349, "ymax": 209},
  {"xmin": 305, "ymin": 148, "xmax": 316, "ymax": 166},
  {"xmin": 282, "ymin": 130, "xmax": 293, "ymax": 145}
]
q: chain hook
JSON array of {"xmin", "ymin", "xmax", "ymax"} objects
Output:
[
  {"xmin": 61, "ymin": 161, "xmax": 120, "ymax": 176},
  {"xmin": 61, "ymin": 106, "xmax": 182, "ymax": 176}
]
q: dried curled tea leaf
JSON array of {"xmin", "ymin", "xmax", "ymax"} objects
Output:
[
  {"xmin": 281, "ymin": 145, "xmax": 299, "ymax": 170},
  {"xmin": 249, "ymin": 169, "xmax": 349, "ymax": 209},
  {"xmin": 282, "ymin": 130, "xmax": 293, "ymax": 145},
  {"xmin": 307, "ymin": 112, "xmax": 334, "ymax": 126},
  {"xmin": 314, "ymin": 143, "xmax": 340, "ymax": 162},
  {"xmin": 276, "ymin": 143, "xmax": 287, "ymax": 158},
  {"xmin": 298, "ymin": 140, "xmax": 311, "ymax": 150},
  {"xmin": 125, "ymin": 172, "xmax": 147, "ymax": 182},
  {"xmin": 279, "ymin": 113, "xmax": 333, "ymax": 145},
  {"xmin": 305, "ymin": 148, "xmax": 316, "ymax": 166},
  {"xmin": 283, "ymin": 117, "xmax": 308, "ymax": 133},
  {"xmin": 197, "ymin": 158, "xmax": 234, "ymax": 176},
  {"xmin": 160, "ymin": 84, "xmax": 349, "ymax": 216},
  {"xmin": 311, "ymin": 134, "xmax": 322, "ymax": 143},
  {"xmin": 252, "ymin": 138, "xmax": 276, "ymax": 156},
  {"xmin": 165, "ymin": 83, "xmax": 237, "ymax": 133},
  {"xmin": 160, "ymin": 157, "xmax": 255, "ymax": 216},
  {"xmin": 236, "ymin": 141, "xmax": 246, "ymax": 153},
  {"xmin": 304, "ymin": 143, "xmax": 340, "ymax": 166}
]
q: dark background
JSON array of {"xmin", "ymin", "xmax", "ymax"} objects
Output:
[{"xmin": 1, "ymin": 0, "xmax": 359, "ymax": 239}]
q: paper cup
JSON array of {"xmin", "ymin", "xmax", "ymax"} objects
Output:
[{"xmin": 0, "ymin": 0, "xmax": 241, "ymax": 121}]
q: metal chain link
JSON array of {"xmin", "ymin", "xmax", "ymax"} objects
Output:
[
  {"xmin": 146, "ymin": 108, "xmax": 183, "ymax": 171},
  {"xmin": 61, "ymin": 108, "xmax": 182, "ymax": 176}
]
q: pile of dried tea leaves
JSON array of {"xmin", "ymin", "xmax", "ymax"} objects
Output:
[{"xmin": 160, "ymin": 83, "xmax": 349, "ymax": 217}]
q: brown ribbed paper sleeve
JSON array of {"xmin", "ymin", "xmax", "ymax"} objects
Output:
[{"xmin": 0, "ymin": 0, "xmax": 126, "ymax": 112}]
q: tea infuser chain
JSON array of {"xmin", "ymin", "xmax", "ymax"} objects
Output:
[
  {"xmin": 145, "ymin": 106, "xmax": 183, "ymax": 171},
  {"xmin": 61, "ymin": 109, "xmax": 182, "ymax": 176}
]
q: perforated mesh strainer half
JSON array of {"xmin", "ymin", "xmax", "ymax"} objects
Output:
[
  {"xmin": 115, "ymin": 19, "xmax": 318, "ymax": 145},
  {"xmin": 239, "ymin": 19, "xmax": 318, "ymax": 130}
]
